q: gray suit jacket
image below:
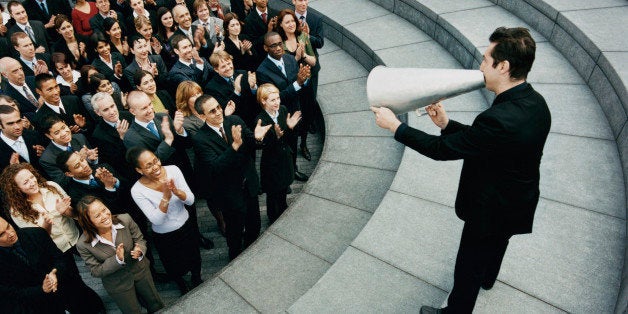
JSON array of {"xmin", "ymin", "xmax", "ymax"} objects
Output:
[
  {"xmin": 39, "ymin": 133, "xmax": 91, "ymax": 187},
  {"xmin": 76, "ymin": 214, "xmax": 150, "ymax": 294}
]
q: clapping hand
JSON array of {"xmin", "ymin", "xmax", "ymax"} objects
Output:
[
  {"xmin": 231, "ymin": 125, "xmax": 242, "ymax": 151},
  {"xmin": 173, "ymin": 110, "xmax": 185, "ymax": 135},
  {"xmin": 33, "ymin": 144, "xmax": 45, "ymax": 157},
  {"xmin": 161, "ymin": 115, "xmax": 174, "ymax": 144},
  {"xmin": 286, "ymin": 111, "xmax": 302, "ymax": 129},
  {"xmin": 233, "ymin": 74, "xmax": 243, "ymax": 94},
  {"xmin": 131, "ymin": 243, "xmax": 143, "ymax": 259},
  {"xmin": 9, "ymin": 152, "xmax": 20, "ymax": 165},
  {"xmin": 248, "ymin": 71, "xmax": 256, "ymax": 89},
  {"xmin": 80, "ymin": 145, "xmax": 98, "ymax": 162},
  {"xmin": 73, "ymin": 114, "xmax": 87, "ymax": 128},
  {"xmin": 55, "ymin": 196, "xmax": 72, "ymax": 217},
  {"xmin": 116, "ymin": 243, "xmax": 125, "ymax": 262},
  {"xmin": 42, "ymin": 213, "xmax": 53, "ymax": 234},
  {"xmin": 114, "ymin": 61, "xmax": 123, "ymax": 77},
  {"xmin": 42, "ymin": 269, "xmax": 58, "ymax": 293},
  {"xmin": 254, "ymin": 119, "xmax": 272, "ymax": 141},
  {"xmin": 95, "ymin": 167, "xmax": 117, "ymax": 189},
  {"xmin": 273, "ymin": 123, "xmax": 284, "ymax": 139},
  {"xmin": 116, "ymin": 119, "xmax": 129, "ymax": 139},
  {"xmin": 225, "ymin": 100, "xmax": 236, "ymax": 116},
  {"xmin": 296, "ymin": 63, "xmax": 311, "ymax": 85},
  {"xmin": 241, "ymin": 40, "xmax": 253, "ymax": 55}
]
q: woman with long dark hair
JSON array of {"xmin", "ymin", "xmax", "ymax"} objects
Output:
[
  {"xmin": 222, "ymin": 12, "xmax": 256, "ymax": 71},
  {"xmin": 103, "ymin": 17, "xmax": 131, "ymax": 63},
  {"xmin": 52, "ymin": 14, "xmax": 90, "ymax": 68},
  {"xmin": 90, "ymin": 31, "xmax": 130, "ymax": 92}
]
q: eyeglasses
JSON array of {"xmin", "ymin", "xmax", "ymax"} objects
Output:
[
  {"xmin": 206, "ymin": 105, "xmax": 222, "ymax": 115},
  {"xmin": 267, "ymin": 42, "xmax": 282, "ymax": 49},
  {"xmin": 141, "ymin": 158, "xmax": 161, "ymax": 171}
]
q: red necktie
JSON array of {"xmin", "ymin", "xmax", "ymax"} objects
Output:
[{"xmin": 261, "ymin": 12, "xmax": 267, "ymax": 24}]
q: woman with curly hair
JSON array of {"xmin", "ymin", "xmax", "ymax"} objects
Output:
[{"xmin": 0, "ymin": 163, "xmax": 105, "ymax": 312}]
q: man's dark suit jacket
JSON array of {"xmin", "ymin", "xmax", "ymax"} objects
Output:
[
  {"xmin": 0, "ymin": 38, "xmax": 12, "ymax": 58},
  {"xmin": 192, "ymin": 115, "xmax": 259, "ymax": 212},
  {"xmin": 39, "ymin": 133, "xmax": 91, "ymax": 187},
  {"xmin": 395, "ymin": 83, "xmax": 551, "ymax": 237},
  {"xmin": 92, "ymin": 51, "xmax": 131, "ymax": 92},
  {"xmin": 18, "ymin": 53, "xmax": 52, "ymax": 77},
  {"xmin": 256, "ymin": 54, "xmax": 300, "ymax": 112},
  {"xmin": 3, "ymin": 76, "xmax": 39, "ymax": 120},
  {"xmin": 0, "ymin": 227, "xmax": 67, "ymax": 314},
  {"xmin": 22, "ymin": 0, "xmax": 72, "ymax": 25},
  {"xmin": 8, "ymin": 21, "xmax": 50, "ymax": 53},
  {"xmin": 0, "ymin": 129, "xmax": 45, "ymax": 174},
  {"xmin": 32, "ymin": 95, "xmax": 95, "ymax": 135},
  {"xmin": 168, "ymin": 59, "xmax": 214, "ymax": 92},
  {"xmin": 241, "ymin": 8, "xmax": 277, "ymax": 67},
  {"xmin": 91, "ymin": 111, "xmax": 138, "ymax": 181},
  {"xmin": 123, "ymin": 113, "xmax": 194, "ymax": 180},
  {"xmin": 172, "ymin": 26, "xmax": 214, "ymax": 59},
  {"xmin": 123, "ymin": 54, "xmax": 169, "ymax": 89},
  {"xmin": 203, "ymin": 70, "xmax": 259, "ymax": 128},
  {"xmin": 64, "ymin": 163, "xmax": 133, "ymax": 214},
  {"xmin": 89, "ymin": 10, "xmax": 126, "ymax": 35}
]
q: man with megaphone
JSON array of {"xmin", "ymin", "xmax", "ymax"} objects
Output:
[{"xmin": 372, "ymin": 27, "xmax": 551, "ymax": 313}]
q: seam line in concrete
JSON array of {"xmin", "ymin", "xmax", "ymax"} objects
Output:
[
  {"xmin": 349, "ymin": 244, "xmax": 449, "ymax": 294},
  {"xmin": 322, "ymin": 109, "xmax": 375, "ymax": 115},
  {"xmin": 318, "ymin": 160, "xmax": 399, "ymax": 173},
  {"xmin": 539, "ymin": 196, "xmax": 626, "ymax": 221},
  {"xmin": 561, "ymin": 4, "xmax": 628, "ymax": 13},
  {"xmin": 217, "ymin": 277, "xmax": 263, "ymax": 313},
  {"xmin": 497, "ymin": 280, "xmax": 569, "ymax": 313},
  {"xmin": 266, "ymin": 230, "xmax": 334, "ymax": 265},
  {"xmin": 388, "ymin": 188, "xmax": 454, "ymax": 209},
  {"xmin": 301, "ymin": 192, "xmax": 375, "ymax": 215},
  {"xmin": 341, "ymin": 12, "xmax": 393, "ymax": 28},
  {"xmin": 372, "ymin": 39, "xmax": 435, "ymax": 52},
  {"xmin": 548, "ymin": 131, "xmax": 615, "ymax": 142},
  {"xmin": 318, "ymin": 76, "xmax": 368, "ymax": 86}
]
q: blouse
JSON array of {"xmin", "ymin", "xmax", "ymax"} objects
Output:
[
  {"xmin": 10, "ymin": 181, "xmax": 79, "ymax": 253},
  {"xmin": 131, "ymin": 165, "xmax": 195, "ymax": 234},
  {"xmin": 71, "ymin": 2, "xmax": 99, "ymax": 36}
]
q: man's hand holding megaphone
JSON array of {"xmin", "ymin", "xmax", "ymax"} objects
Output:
[{"xmin": 371, "ymin": 102, "xmax": 449, "ymax": 133}]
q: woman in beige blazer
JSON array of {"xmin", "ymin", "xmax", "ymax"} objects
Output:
[{"xmin": 76, "ymin": 195, "xmax": 164, "ymax": 313}]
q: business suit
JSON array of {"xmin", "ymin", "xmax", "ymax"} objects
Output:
[
  {"xmin": 394, "ymin": 82, "xmax": 551, "ymax": 312},
  {"xmin": 32, "ymin": 96, "xmax": 95, "ymax": 136},
  {"xmin": 39, "ymin": 133, "xmax": 92, "ymax": 187},
  {"xmin": 192, "ymin": 115, "xmax": 260, "ymax": 259},
  {"xmin": 76, "ymin": 214, "xmax": 164, "ymax": 313},
  {"xmin": 242, "ymin": 8, "xmax": 277, "ymax": 67},
  {"xmin": 0, "ymin": 227, "xmax": 104, "ymax": 314},
  {"xmin": 168, "ymin": 58, "xmax": 214, "ymax": 93},
  {"xmin": 203, "ymin": 70, "xmax": 259, "ymax": 128},
  {"xmin": 8, "ymin": 21, "xmax": 50, "ymax": 53},
  {"xmin": 123, "ymin": 55, "xmax": 169, "ymax": 90},
  {"xmin": 50, "ymin": 34, "xmax": 90, "ymax": 69},
  {"xmin": 124, "ymin": 10, "xmax": 158, "ymax": 37},
  {"xmin": 256, "ymin": 54, "xmax": 301, "ymax": 113},
  {"xmin": 193, "ymin": 17, "xmax": 223, "ymax": 44},
  {"xmin": 3, "ymin": 77, "xmax": 40, "ymax": 120},
  {"xmin": 89, "ymin": 11, "xmax": 126, "ymax": 35},
  {"xmin": 256, "ymin": 106, "xmax": 294, "ymax": 223},
  {"xmin": 92, "ymin": 52, "xmax": 131, "ymax": 92},
  {"xmin": 172, "ymin": 25, "xmax": 214, "ymax": 59},
  {"xmin": 18, "ymin": 52, "xmax": 52, "ymax": 77},
  {"xmin": 0, "ymin": 129, "xmax": 45, "ymax": 174},
  {"xmin": 64, "ymin": 163, "xmax": 132, "ymax": 212},
  {"xmin": 224, "ymin": 36, "xmax": 257, "ymax": 72},
  {"xmin": 22, "ymin": 0, "xmax": 72, "ymax": 26}
]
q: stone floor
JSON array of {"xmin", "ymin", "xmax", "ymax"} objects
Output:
[{"xmin": 75, "ymin": 129, "xmax": 324, "ymax": 313}]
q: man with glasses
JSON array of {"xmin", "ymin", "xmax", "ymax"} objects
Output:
[
  {"xmin": 192, "ymin": 95, "xmax": 271, "ymax": 260},
  {"xmin": 124, "ymin": 90, "xmax": 214, "ymax": 250}
]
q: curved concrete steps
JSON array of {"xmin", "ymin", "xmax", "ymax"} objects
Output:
[{"xmin": 168, "ymin": 0, "xmax": 626, "ymax": 312}]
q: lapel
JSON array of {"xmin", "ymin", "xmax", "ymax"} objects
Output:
[
  {"xmin": 263, "ymin": 58, "xmax": 288, "ymax": 82},
  {"xmin": 202, "ymin": 123, "xmax": 228, "ymax": 149},
  {"xmin": 130, "ymin": 120, "xmax": 160, "ymax": 142}
]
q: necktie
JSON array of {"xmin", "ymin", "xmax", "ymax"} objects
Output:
[
  {"xmin": 66, "ymin": 146, "xmax": 73, "ymax": 152},
  {"xmin": 219, "ymin": 126, "xmax": 228, "ymax": 143},
  {"xmin": 261, "ymin": 12, "xmax": 267, "ymax": 24},
  {"xmin": 13, "ymin": 140, "xmax": 29, "ymax": 163},
  {"xmin": 299, "ymin": 15, "xmax": 305, "ymax": 22},
  {"xmin": 147, "ymin": 121, "xmax": 160, "ymax": 139},
  {"xmin": 25, "ymin": 25, "xmax": 36, "ymax": 44},
  {"xmin": 40, "ymin": 2, "xmax": 49, "ymax": 16},
  {"xmin": 23, "ymin": 86, "xmax": 38, "ymax": 107},
  {"xmin": 59, "ymin": 107, "xmax": 67, "ymax": 116},
  {"xmin": 278, "ymin": 63, "xmax": 286, "ymax": 77},
  {"xmin": 89, "ymin": 177, "xmax": 99, "ymax": 187},
  {"xmin": 229, "ymin": 76, "xmax": 235, "ymax": 85},
  {"xmin": 11, "ymin": 243, "xmax": 30, "ymax": 266}
]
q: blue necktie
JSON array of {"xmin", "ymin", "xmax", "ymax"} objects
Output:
[
  {"xmin": 147, "ymin": 121, "xmax": 160, "ymax": 139},
  {"xmin": 66, "ymin": 146, "xmax": 73, "ymax": 152},
  {"xmin": 89, "ymin": 177, "xmax": 99, "ymax": 187}
]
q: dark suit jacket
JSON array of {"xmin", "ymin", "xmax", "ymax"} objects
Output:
[
  {"xmin": 395, "ymin": 83, "xmax": 551, "ymax": 236},
  {"xmin": 0, "ymin": 129, "xmax": 45, "ymax": 174},
  {"xmin": 22, "ymin": 0, "xmax": 72, "ymax": 25},
  {"xmin": 172, "ymin": 25, "xmax": 215, "ymax": 59},
  {"xmin": 156, "ymin": 90, "xmax": 177, "ymax": 115},
  {"xmin": 256, "ymin": 106, "xmax": 294, "ymax": 192},
  {"xmin": 123, "ymin": 113, "xmax": 194, "ymax": 180},
  {"xmin": 224, "ymin": 36, "xmax": 257, "ymax": 72},
  {"xmin": 124, "ymin": 10, "xmax": 158, "ymax": 36},
  {"xmin": 3, "ymin": 77, "xmax": 40, "ymax": 120},
  {"xmin": 18, "ymin": 53, "xmax": 52, "ymax": 77},
  {"xmin": 39, "ymin": 133, "xmax": 92, "ymax": 187},
  {"xmin": 89, "ymin": 10, "xmax": 126, "ymax": 35},
  {"xmin": 203, "ymin": 70, "xmax": 259, "ymax": 128},
  {"xmin": 305, "ymin": 11, "xmax": 324, "ymax": 74},
  {"xmin": 32, "ymin": 96, "xmax": 95, "ymax": 136},
  {"xmin": 241, "ymin": 8, "xmax": 277, "ymax": 67},
  {"xmin": 0, "ymin": 227, "xmax": 67, "ymax": 314},
  {"xmin": 123, "ymin": 55, "xmax": 168, "ymax": 89},
  {"xmin": 0, "ymin": 38, "xmax": 11, "ymax": 58},
  {"xmin": 90, "ymin": 111, "xmax": 138, "ymax": 181},
  {"xmin": 92, "ymin": 52, "xmax": 131, "ymax": 92},
  {"xmin": 168, "ymin": 59, "xmax": 214, "ymax": 92},
  {"xmin": 8, "ymin": 21, "xmax": 50, "ymax": 53},
  {"xmin": 50, "ymin": 34, "xmax": 90, "ymax": 69},
  {"xmin": 76, "ymin": 214, "xmax": 150, "ymax": 299},
  {"xmin": 256, "ymin": 54, "xmax": 301, "ymax": 112},
  {"xmin": 192, "ymin": 115, "xmax": 259, "ymax": 212}
]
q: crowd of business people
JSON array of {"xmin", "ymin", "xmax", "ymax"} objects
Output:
[{"xmin": 0, "ymin": 0, "xmax": 324, "ymax": 312}]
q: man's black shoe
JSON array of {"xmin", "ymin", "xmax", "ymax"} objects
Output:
[
  {"xmin": 199, "ymin": 235, "xmax": 214, "ymax": 250},
  {"xmin": 420, "ymin": 306, "xmax": 444, "ymax": 314},
  {"xmin": 294, "ymin": 171, "xmax": 309, "ymax": 182},
  {"xmin": 481, "ymin": 280, "xmax": 495, "ymax": 290},
  {"xmin": 300, "ymin": 145, "xmax": 312, "ymax": 161}
]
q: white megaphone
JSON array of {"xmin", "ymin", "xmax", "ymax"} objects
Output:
[{"xmin": 367, "ymin": 66, "xmax": 485, "ymax": 114}]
